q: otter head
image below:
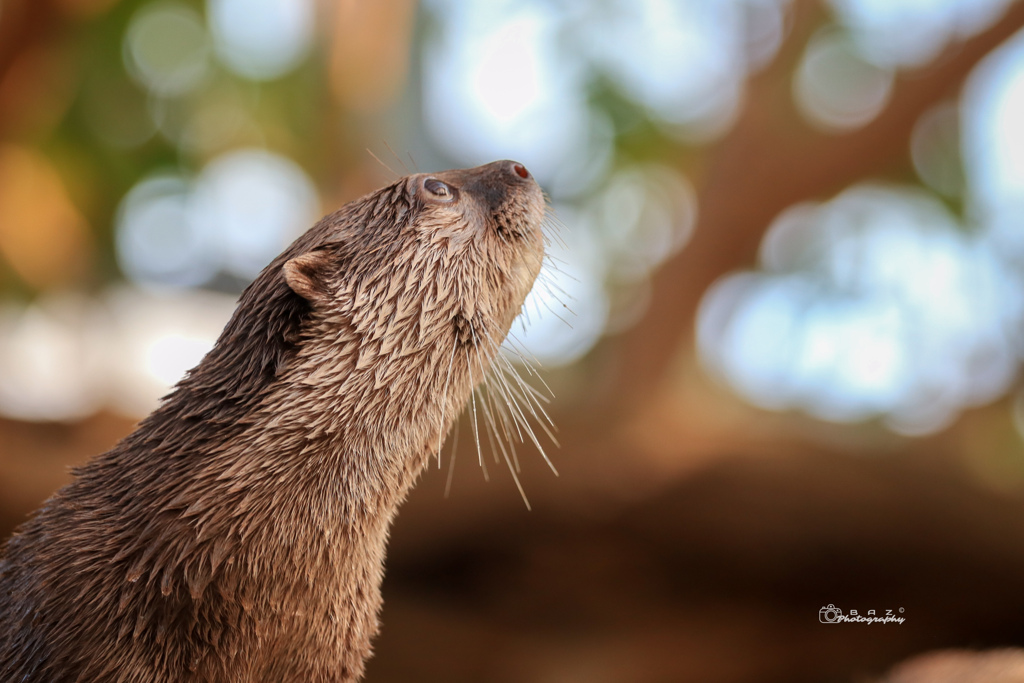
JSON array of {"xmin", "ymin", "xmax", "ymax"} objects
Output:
[
  {"xmin": 401, "ymin": 160, "xmax": 546, "ymax": 338},
  {"xmin": 258, "ymin": 159, "xmax": 547, "ymax": 474}
]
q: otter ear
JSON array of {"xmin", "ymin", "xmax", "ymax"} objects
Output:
[{"xmin": 283, "ymin": 250, "xmax": 333, "ymax": 303}]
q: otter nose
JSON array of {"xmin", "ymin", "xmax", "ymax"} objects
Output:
[
  {"xmin": 463, "ymin": 160, "xmax": 534, "ymax": 211},
  {"xmin": 497, "ymin": 160, "xmax": 532, "ymax": 181}
]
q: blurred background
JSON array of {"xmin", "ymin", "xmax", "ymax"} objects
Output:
[{"xmin": 3, "ymin": 0, "xmax": 1024, "ymax": 680}]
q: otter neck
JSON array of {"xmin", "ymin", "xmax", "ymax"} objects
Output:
[{"xmin": 95, "ymin": 300, "xmax": 473, "ymax": 680}]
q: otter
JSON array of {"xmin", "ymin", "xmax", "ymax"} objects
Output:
[{"xmin": 0, "ymin": 160, "xmax": 547, "ymax": 682}]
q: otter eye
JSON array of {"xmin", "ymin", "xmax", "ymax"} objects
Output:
[{"xmin": 423, "ymin": 178, "xmax": 456, "ymax": 202}]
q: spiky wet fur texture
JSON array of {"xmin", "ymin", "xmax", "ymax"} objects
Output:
[{"xmin": 0, "ymin": 161, "xmax": 546, "ymax": 682}]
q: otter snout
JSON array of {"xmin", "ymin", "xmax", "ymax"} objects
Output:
[
  {"xmin": 461, "ymin": 159, "xmax": 535, "ymax": 212},
  {"xmin": 430, "ymin": 159, "xmax": 539, "ymax": 214}
]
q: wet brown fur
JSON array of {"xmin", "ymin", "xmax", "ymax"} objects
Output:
[{"xmin": 0, "ymin": 161, "xmax": 546, "ymax": 682}]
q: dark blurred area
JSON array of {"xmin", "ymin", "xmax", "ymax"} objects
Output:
[{"xmin": 5, "ymin": 0, "xmax": 1024, "ymax": 681}]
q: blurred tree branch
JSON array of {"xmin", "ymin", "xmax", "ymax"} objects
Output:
[
  {"xmin": 393, "ymin": 0, "xmax": 1024, "ymax": 533},
  {"xmin": 605, "ymin": 0, "xmax": 1024, "ymax": 414}
]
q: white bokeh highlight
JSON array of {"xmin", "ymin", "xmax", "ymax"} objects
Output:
[
  {"xmin": 794, "ymin": 29, "xmax": 894, "ymax": 131},
  {"xmin": 116, "ymin": 149, "xmax": 319, "ymax": 288},
  {"xmin": 207, "ymin": 0, "xmax": 315, "ymax": 80},
  {"xmin": 831, "ymin": 0, "xmax": 1014, "ymax": 68},
  {"xmin": 964, "ymin": 28, "xmax": 1024, "ymax": 230},
  {"xmin": 699, "ymin": 185, "xmax": 1024, "ymax": 434},
  {"xmin": 0, "ymin": 295, "xmax": 105, "ymax": 421},
  {"xmin": 423, "ymin": 2, "xmax": 593, "ymax": 184},
  {"xmin": 124, "ymin": 2, "xmax": 210, "ymax": 97},
  {"xmin": 191, "ymin": 149, "xmax": 320, "ymax": 280},
  {"xmin": 578, "ymin": 0, "xmax": 753, "ymax": 137}
]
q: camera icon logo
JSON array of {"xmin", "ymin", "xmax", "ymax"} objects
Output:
[{"xmin": 819, "ymin": 604, "xmax": 843, "ymax": 623}]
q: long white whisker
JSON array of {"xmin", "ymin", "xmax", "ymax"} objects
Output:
[
  {"xmin": 535, "ymin": 296, "xmax": 575, "ymax": 329},
  {"xmin": 479, "ymin": 381, "xmax": 530, "ymax": 509},
  {"xmin": 487, "ymin": 376, "xmax": 522, "ymax": 473},
  {"xmin": 542, "ymin": 211, "xmax": 569, "ymax": 250},
  {"xmin": 467, "ymin": 352, "xmax": 488, "ymax": 481},
  {"xmin": 436, "ymin": 343, "xmax": 458, "ymax": 468},
  {"xmin": 382, "ymin": 140, "xmax": 410, "ymax": 175},
  {"xmin": 488, "ymin": 357, "xmax": 558, "ymax": 474},
  {"xmin": 495, "ymin": 355, "xmax": 561, "ymax": 451},
  {"xmin": 488, "ymin": 362, "xmax": 527, "ymax": 444},
  {"xmin": 498, "ymin": 354, "xmax": 555, "ymax": 414},
  {"xmin": 444, "ymin": 418, "xmax": 459, "ymax": 498},
  {"xmin": 504, "ymin": 334, "xmax": 556, "ymax": 399},
  {"xmin": 479, "ymin": 327, "xmax": 540, "ymax": 488},
  {"xmin": 485, "ymin": 372, "xmax": 524, "ymax": 470},
  {"xmin": 537, "ymin": 272, "xmax": 576, "ymax": 304}
]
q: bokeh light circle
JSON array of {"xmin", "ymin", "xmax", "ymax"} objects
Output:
[
  {"xmin": 116, "ymin": 150, "xmax": 319, "ymax": 288},
  {"xmin": 207, "ymin": 0, "xmax": 315, "ymax": 80},
  {"xmin": 794, "ymin": 29, "xmax": 894, "ymax": 131},
  {"xmin": 192, "ymin": 148, "xmax": 320, "ymax": 280},
  {"xmin": 116, "ymin": 175, "xmax": 217, "ymax": 288},
  {"xmin": 124, "ymin": 2, "xmax": 210, "ymax": 97}
]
